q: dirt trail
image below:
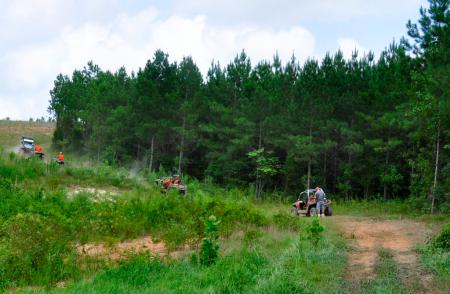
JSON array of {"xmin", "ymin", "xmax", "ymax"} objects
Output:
[
  {"xmin": 335, "ymin": 216, "xmax": 435, "ymax": 291},
  {"xmin": 78, "ymin": 236, "xmax": 188, "ymax": 261},
  {"xmin": 6, "ymin": 144, "xmax": 21, "ymax": 154}
]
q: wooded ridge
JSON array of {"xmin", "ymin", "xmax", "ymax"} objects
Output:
[{"xmin": 48, "ymin": 0, "xmax": 449, "ymax": 211}]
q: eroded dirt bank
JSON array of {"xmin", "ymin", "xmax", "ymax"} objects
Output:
[{"xmin": 334, "ymin": 216, "xmax": 436, "ymax": 292}]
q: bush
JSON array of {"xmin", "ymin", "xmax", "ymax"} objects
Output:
[
  {"xmin": 243, "ymin": 227, "xmax": 263, "ymax": 246},
  {"xmin": 0, "ymin": 213, "xmax": 76, "ymax": 289},
  {"xmin": 272, "ymin": 212, "xmax": 302, "ymax": 230},
  {"xmin": 432, "ymin": 223, "xmax": 450, "ymax": 250},
  {"xmin": 307, "ymin": 218, "xmax": 324, "ymax": 245},
  {"xmin": 199, "ymin": 215, "xmax": 220, "ymax": 266}
]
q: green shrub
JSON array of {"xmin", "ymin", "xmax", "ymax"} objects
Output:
[
  {"xmin": 307, "ymin": 218, "xmax": 324, "ymax": 245},
  {"xmin": 199, "ymin": 215, "xmax": 220, "ymax": 266},
  {"xmin": 432, "ymin": 223, "xmax": 450, "ymax": 250},
  {"xmin": 243, "ymin": 227, "xmax": 263, "ymax": 246},
  {"xmin": 0, "ymin": 213, "xmax": 76, "ymax": 289},
  {"xmin": 272, "ymin": 212, "xmax": 301, "ymax": 230}
]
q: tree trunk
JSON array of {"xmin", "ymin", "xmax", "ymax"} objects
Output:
[
  {"xmin": 148, "ymin": 136, "xmax": 154, "ymax": 172},
  {"xmin": 255, "ymin": 121, "xmax": 263, "ymax": 199},
  {"xmin": 307, "ymin": 158, "xmax": 311, "ymax": 191},
  {"xmin": 409, "ymin": 146, "xmax": 415, "ymax": 185},
  {"xmin": 332, "ymin": 144, "xmax": 338, "ymax": 194},
  {"xmin": 307, "ymin": 125, "xmax": 312, "ymax": 191},
  {"xmin": 383, "ymin": 149, "xmax": 390, "ymax": 201},
  {"xmin": 258, "ymin": 122, "xmax": 262, "ymax": 148},
  {"xmin": 323, "ymin": 152, "xmax": 327, "ymax": 187},
  {"xmin": 178, "ymin": 117, "xmax": 186, "ymax": 175},
  {"xmin": 256, "ymin": 178, "xmax": 263, "ymax": 199},
  {"xmin": 137, "ymin": 144, "xmax": 141, "ymax": 160},
  {"xmin": 430, "ymin": 120, "xmax": 440, "ymax": 214}
]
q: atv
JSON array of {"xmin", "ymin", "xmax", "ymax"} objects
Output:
[
  {"xmin": 20, "ymin": 136, "xmax": 45, "ymax": 159},
  {"xmin": 35, "ymin": 152, "xmax": 45, "ymax": 159},
  {"xmin": 155, "ymin": 176, "xmax": 187, "ymax": 195},
  {"xmin": 20, "ymin": 136, "xmax": 34, "ymax": 156},
  {"xmin": 291, "ymin": 189, "xmax": 332, "ymax": 217}
]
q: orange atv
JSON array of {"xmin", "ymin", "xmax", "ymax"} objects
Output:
[{"xmin": 155, "ymin": 176, "xmax": 187, "ymax": 195}]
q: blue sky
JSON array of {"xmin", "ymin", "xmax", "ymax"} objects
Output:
[{"xmin": 0, "ymin": 0, "xmax": 427, "ymax": 120}]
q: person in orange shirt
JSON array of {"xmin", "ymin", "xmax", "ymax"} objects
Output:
[
  {"xmin": 57, "ymin": 152, "xmax": 65, "ymax": 165},
  {"xmin": 34, "ymin": 144, "xmax": 44, "ymax": 159},
  {"xmin": 35, "ymin": 144, "xmax": 42, "ymax": 153},
  {"xmin": 164, "ymin": 177, "xmax": 172, "ymax": 191}
]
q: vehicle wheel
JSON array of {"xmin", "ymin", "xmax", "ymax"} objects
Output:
[
  {"xmin": 309, "ymin": 207, "xmax": 318, "ymax": 217},
  {"xmin": 291, "ymin": 207, "xmax": 298, "ymax": 216},
  {"xmin": 325, "ymin": 207, "xmax": 333, "ymax": 216}
]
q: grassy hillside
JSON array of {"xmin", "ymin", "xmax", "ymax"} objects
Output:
[
  {"xmin": 0, "ymin": 120, "xmax": 54, "ymax": 152},
  {"xmin": 0, "ymin": 149, "xmax": 344, "ymax": 292}
]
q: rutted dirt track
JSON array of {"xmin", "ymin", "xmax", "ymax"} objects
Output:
[
  {"xmin": 335, "ymin": 216, "xmax": 435, "ymax": 291},
  {"xmin": 78, "ymin": 236, "xmax": 188, "ymax": 261}
]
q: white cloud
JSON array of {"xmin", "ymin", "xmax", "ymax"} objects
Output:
[
  {"xmin": 171, "ymin": 0, "xmax": 427, "ymax": 26},
  {"xmin": 337, "ymin": 38, "xmax": 367, "ymax": 59},
  {"xmin": 0, "ymin": 5, "xmax": 316, "ymax": 119},
  {"xmin": 0, "ymin": 0, "xmax": 428, "ymax": 120}
]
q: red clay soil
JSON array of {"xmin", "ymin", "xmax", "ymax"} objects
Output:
[
  {"xmin": 335, "ymin": 216, "xmax": 436, "ymax": 291},
  {"xmin": 78, "ymin": 236, "xmax": 187, "ymax": 261}
]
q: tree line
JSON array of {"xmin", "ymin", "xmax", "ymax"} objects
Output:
[{"xmin": 49, "ymin": 0, "xmax": 449, "ymax": 211}]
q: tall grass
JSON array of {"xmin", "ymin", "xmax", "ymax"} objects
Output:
[
  {"xmin": 2, "ymin": 151, "xmax": 447, "ymax": 292},
  {"xmin": 344, "ymin": 249, "xmax": 407, "ymax": 293},
  {"xmin": 0, "ymin": 153, "xmax": 274, "ymax": 289},
  {"xmin": 0, "ymin": 120, "xmax": 54, "ymax": 150},
  {"xmin": 34, "ymin": 218, "xmax": 347, "ymax": 294},
  {"xmin": 418, "ymin": 224, "xmax": 450, "ymax": 293},
  {"xmin": 334, "ymin": 198, "xmax": 450, "ymax": 221}
]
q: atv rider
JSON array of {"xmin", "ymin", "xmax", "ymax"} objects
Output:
[
  {"xmin": 34, "ymin": 144, "xmax": 44, "ymax": 159},
  {"xmin": 164, "ymin": 176, "xmax": 173, "ymax": 192},
  {"xmin": 315, "ymin": 186, "xmax": 326, "ymax": 217},
  {"xmin": 57, "ymin": 152, "xmax": 65, "ymax": 165}
]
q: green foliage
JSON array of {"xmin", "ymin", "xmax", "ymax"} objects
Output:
[
  {"xmin": 380, "ymin": 165, "xmax": 403, "ymax": 194},
  {"xmin": 243, "ymin": 227, "xmax": 263, "ymax": 247},
  {"xmin": 334, "ymin": 199, "xmax": 424, "ymax": 216},
  {"xmin": 32, "ymin": 224, "xmax": 347, "ymax": 294},
  {"xmin": 46, "ymin": 0, "xmax": 450, "ymax": 208},
  {"xmin": 0, "ymin": 153, "xmax": 272, "ymax": 289},
  {"xmin": 418, "ymin": 223, "xmax": 450, "ymax": 288},
  {"xmin": 272, "ymin": 212, "xmax": 302, "ymax": 230},
  {"xmin": 432, "ymin": 223, "xmax": 450, "ymax": 250},
  {"xmin": 0, "ymin": 213, "xmax": 76, "ymax": 289},
  {"xmin": 247, "ymin": 148, "xmax": 279, "ymax": 177},
  {"xmin": 199, "ymin": 215, "xmax": 221, "ymax": 266},
  {"xmin": 306, "ymin": 218, "xmax": 324, "ymax": 245}
]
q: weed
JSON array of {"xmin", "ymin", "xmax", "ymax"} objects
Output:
[
  {"xmin": 199, "ymin": 215, "xmax": 221, "ymax": 266},
  {"xmin": 0, "ymin": 213, "xmax": 76, "ymax": 289},
  {"xmin": 418, "ymin": 223, "xmax": 450, "ymax": 288},
  {"xmin": 432, "ymin": 223, "xmax": 450, "ymax": 250},
  {"xmin": 243, "ymin": 227, "xmax": 263, "ymax": 247},
  {"xmin": 272, "ymin": 212, "xmax": 302, "ymax": 230},
  {"xmin": 307, "ymin": 218, "xmax": 324, "ymax": 246}
]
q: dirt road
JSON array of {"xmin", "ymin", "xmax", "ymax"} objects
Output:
[{"xmin": 334, "ymin": 216, "xmax": 436, "ymax": 292}]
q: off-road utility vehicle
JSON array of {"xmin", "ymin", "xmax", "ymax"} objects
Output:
[
  {"xmin": 155, "ymin": 176, "xmax": 187, "ymax": 195},
  {"xmin": 291, "ymin": 189, "xmax": 332, "ymax": 217}
]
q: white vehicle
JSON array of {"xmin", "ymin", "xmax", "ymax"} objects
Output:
[{"xmin": 21, "ymin": 136, "xmax": 34, "ymax": 154}]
